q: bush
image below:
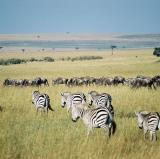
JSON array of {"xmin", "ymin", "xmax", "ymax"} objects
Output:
[
  {"xmin": 8, "ymin": 58, "xmax": 26, "ymax": 64},
  {"xmin": 153, "ymin": 47, "xmax": 160, "ymax": 57},
  {"xmin": 0, "ymin": 58, "xmax": 26, "ymax": 65},
  {"xmin": 71, "ymin": 56, "xmax": 103, "ymax": 61},
  {"xmin": 29, "ymin": 58, "xmax": 39, "ymax": 62},
  {"xmin": 43, "ymin": 57, "xmax": 55, "ymax": 62},
  {"xmin": 59, "ymin": 56, "xmax": 103, "ymax": 62},
  {"xmin": 0, "ymin": 59, "xmax": 8, "ymax": 65}
]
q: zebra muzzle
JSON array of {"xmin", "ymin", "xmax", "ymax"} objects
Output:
[{"xmin": 72, "ymin": 119, "xmax": 77, "ymax": 122}]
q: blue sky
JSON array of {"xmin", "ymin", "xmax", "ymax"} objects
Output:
[{"xmin": 0, "ymin": 0, "xmax": 160, "ymax": 34}]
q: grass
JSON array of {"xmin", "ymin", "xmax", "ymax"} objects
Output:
[{"xmin": 0, "ymin": 49, "xmax": 160, "ymax": 159}]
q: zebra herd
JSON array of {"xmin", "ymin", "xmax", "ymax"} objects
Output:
[
  {"xmin": 31, "ymin": 90, "xmax": 160, "ymax": 141},
  {"xmin": 53, "ymin": 75, "xmax": 160, "ymax": 89}
]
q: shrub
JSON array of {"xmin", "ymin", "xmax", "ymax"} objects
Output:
[
  {"xmin": 29, "ymin": 58, "xmax": 39, "ymax": 62},
  {"xmin": 153, "ymin": 47, "xmax": 160, "ymax": 57},
  {"xmin": 0, "ymin": 58, "xmax": 26, "ymax": 65},
  {"xmin": 43, "ymin": 57, "xmax": 55, "ymax": 62},
  {"xmin": 59, "ymin": 56, "xmax": 103, "ymax": 62}
]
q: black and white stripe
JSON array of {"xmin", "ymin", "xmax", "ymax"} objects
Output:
[
  {"xmin": 71, "ymin": 105, "xmax": 116, "ymax": 137},
  {"xmin": 32, "ymin": 91, "xmax": 53, "ymax": 113},
  {"xmin": 135, "ymin": 111, "xmax": 160, "ymax": 141},
  {"xmin": 61, "ymin": 92, "xmax": 86, "ymax": 112},
  {"xmin": 88, "ymin": 91, "xmax": 114, "ymax": 117}
]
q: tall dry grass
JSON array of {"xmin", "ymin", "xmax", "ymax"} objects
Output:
[{"xmin": 0, "ymin": 49, "xmax": 160, "ymax": 159}]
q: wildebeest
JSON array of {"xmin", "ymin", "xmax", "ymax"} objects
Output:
[
  {"xmin": 3, "ymin": 77, "xmax": 49, "ymax": 87},
  {"xmin": 52, "ymin": 77, "xmax": 68, "ymax": 85},
  {"xmin": 128, "ymin": 76, "xmax": 156, "ymax": 89}
]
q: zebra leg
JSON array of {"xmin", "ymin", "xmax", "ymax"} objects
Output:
[
  {"xmin": 87, "ymin": 126, "xmax": 92, "ymax": 137},
  {"xmin": 143, "ymin": 129, "xmax": 148, "ymax": 140},
  {"xmin": 153, "ymin": 133, "xmax": 157, "ymax": 142},
  {"xmin": 149, "ymin": 131, "xmax": 153, "ymax": 141},
  {"xmin": 45, "ymin": 107, "xmax": 48, "ymax": 114},
  {"xmin": 67, "ymin": 105, "xmax": 71, "ymax": 113},
  {"xmin": 108, "ymin": 127, "xmax": 111, "ymax": 138},
  {"xmin": 36, "ymin": 107, "xmax": 39, "ymax": 114},
  {"xmin": 102, "ymin": 125, "xmax": 110, "ymax": 137},
  {"xmin": 150, "ymin": 131, "xmax": 157, "ymax": 142}
]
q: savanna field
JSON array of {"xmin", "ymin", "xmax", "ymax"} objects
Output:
[{"xmin": 0, "ymin": 49, "xmax": 160, "ymax": 159}]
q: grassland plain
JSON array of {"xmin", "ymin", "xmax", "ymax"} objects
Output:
[{"xmin": 0, "ymin": 49, "xmax": 160, "ymax": 159}]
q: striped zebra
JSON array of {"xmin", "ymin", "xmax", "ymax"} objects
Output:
[
  {"xmin": 71, "ymin": 105, "xmax": 116, "ymax": 137},
  {"xmin": 135, "ymin": 111, "xmax": 160, "ymax": 141},
  {"xmin": 32, "ymin": 91, "xmax": 54, "ymax": 113},
  {"xmin": 88, "ymin": 91, "xmax": 114, "ymax": 117},
  {"xmin": 61, "ymin": 92, "xmax": 86, "ymax": 112}
]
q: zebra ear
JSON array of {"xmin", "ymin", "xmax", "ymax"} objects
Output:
[
  {"xmin": 61, "ymin": 92, "xmax": 64, "ymax": 96},
  {"xmin": 135, "ymin": 111, "xmax": 139, "ymax": 116}
]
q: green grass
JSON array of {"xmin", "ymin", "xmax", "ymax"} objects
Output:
[{"xmin": 0, "ymin": 49, "xmax": 160, "ymax": 159}]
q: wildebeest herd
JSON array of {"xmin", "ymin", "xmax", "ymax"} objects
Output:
[
  {"xmin": 53, "ymin": 75, "xmax": 160, "ymax": 89},
  {"xmin": 3, "ymin": 75, "xmax": 160, "ymax": 89},
  {"xmin": 3, "ymin": 77, "xmax": 49, "ymax": 87}
]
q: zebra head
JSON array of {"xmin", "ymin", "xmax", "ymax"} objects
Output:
[
  {"xmin": 60, "ymin": 92, "xmax": 70, "ymax": 108},
  {"xmin": 88, "ymin": 91, "xmax": 97, "ymax": 106},
  {"xmin": 32, "ymin": 90, "xmax": 40, "ymax": 104},
  {"xmin": 71, "ymin": 105, "xmax": 81, "ymax": 122},
  {"xmin": 135, "ymin": 111, "xmax": 149, "ymax": 129}
]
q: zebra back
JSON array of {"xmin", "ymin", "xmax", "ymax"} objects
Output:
[
  {"xmin": 136, "ymin": 111, "xmax": 160, "ymax": 131},
  {"xmin": 32, "ymin": 91, "xmax": 53, "ymax": 111},
  {"xmin": 61, "ymin": 92, "xmax": 86, "ymax": 111},
  {"xmin": 88, "ymin": 91, "xmax": 114, "ymax": 116},
  {"xmin": 71, "ymin": 105, "xmax": 116, "ymax": 136}
]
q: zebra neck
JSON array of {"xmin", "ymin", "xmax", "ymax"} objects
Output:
[{"xmin": 80, "ymin": 108, "xmax": 85, "ymax": 118}]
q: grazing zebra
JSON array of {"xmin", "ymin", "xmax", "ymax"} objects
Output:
[
  {"xmin": 88, "ymin": 91, "xmax": 114, "ymax": 117},
  {"xmin": 32, "ymin": 91, "xmax": 54, "ymax": 114},
  {"xmin": 71, "ymin": 105, "xmax": 116, "ymax": 137},
  {"xmin": 135, "ymin": 111, "xmax": 160, "ymax": 142},
  {"xmin": 61, "ymin": 92, "xmax": 86, "ymax": 112}
]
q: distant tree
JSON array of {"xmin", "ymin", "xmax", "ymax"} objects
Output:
[
  {"xmin": 110, "ymin": 45, "xmax": 117, "ymax": 55},
  {"xmin": 21, "ymin": 49, "xmax": 25, "ymax": 53},
  {"xmin": 37, "ymin": 35, "xmax": 40, "ymax": 38},
  {"xmin": 153, "ymin": 47, "xmax": 160, "ymax": 57},
  {"xmin": 0, "ymin": 46, "xmax": 3, "ymax": 49}
]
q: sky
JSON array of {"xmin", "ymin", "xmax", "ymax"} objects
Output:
[{"xmin": 0, "ymin": 0, "xmax": 160, "ymax": 34}]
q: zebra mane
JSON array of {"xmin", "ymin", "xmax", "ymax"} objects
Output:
[{"xmin": 33, "ymin": 90, "xmax": 40, "ymax": 94}]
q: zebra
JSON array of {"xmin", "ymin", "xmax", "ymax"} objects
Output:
[
  {"xmin": 88, "ymin": 91, "xmax": 114, "ymax": 117},
  {"xmin": 61, "ymin": 92, "xmax": 86, "ymax": 112},
  {"xmin": 135, "ymin": 111, "xmax": 160, "ymax": 142},
  {"xmin": 32, "ymin": 91, "xmax": 54, "ymax": 114},
  {"xmin": 71, "ymin": 105, "xmax": 116, "ymax": 137}
]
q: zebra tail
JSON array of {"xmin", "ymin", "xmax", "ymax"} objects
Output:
[
  {"xmin": 106, "ymin": 108, "xmax": 116, "ymax": 134},
  {"xmin": 45, "ymin": 97, "xmax": 54, "ymax": 111},
  {"xmin": 112, "ymin": 120, "xmax": 117, "ymax": 135},
  {"xmin": 47, "ymin": 81, "xmax": 49, "ymax": 86},
  {"xmin": 48, "ymin": 105, "xmax": 54, "ymax": 111},
  {"xmin": 157, "ymin": 112, "xmax": 160, "ymax": 130}
]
